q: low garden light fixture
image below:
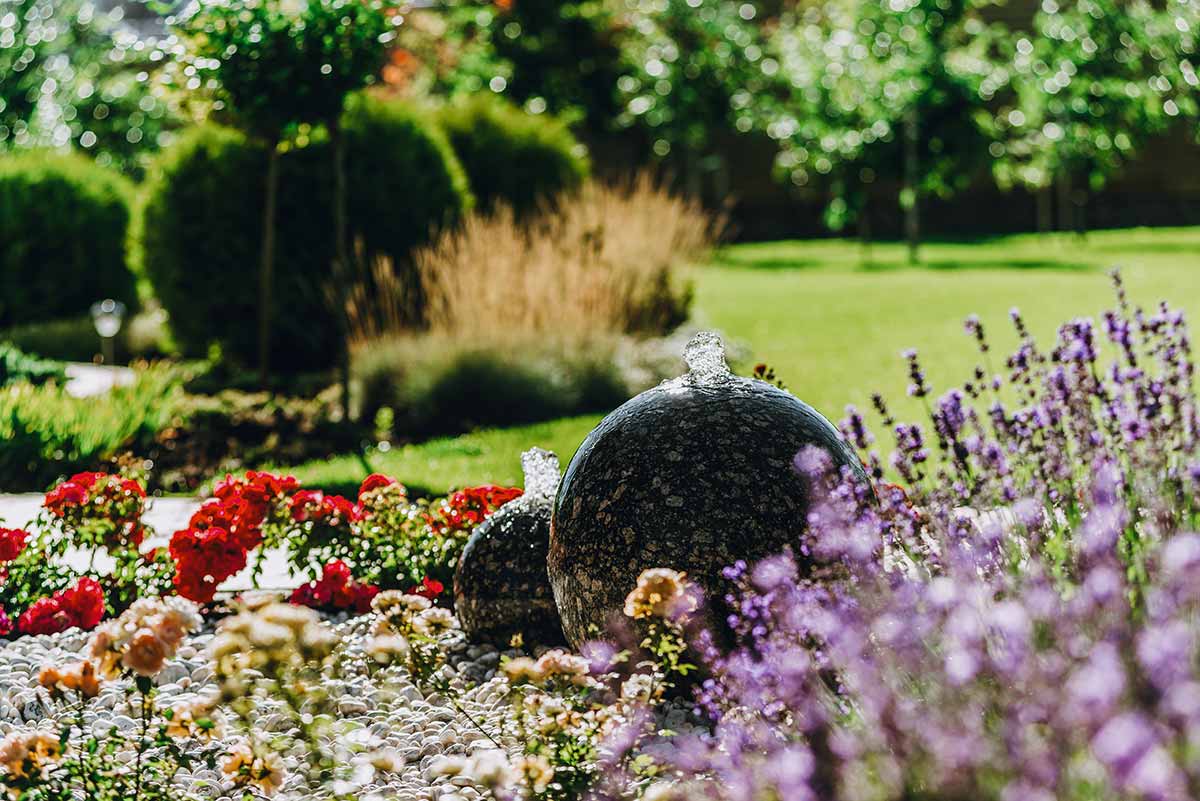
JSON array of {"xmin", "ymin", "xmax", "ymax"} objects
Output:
[{"xmin": 90, "ymin": 298, "xmax": 126, "ymax": 364}]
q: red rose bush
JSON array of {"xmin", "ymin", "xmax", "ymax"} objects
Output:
[{"xmin": 1, "ymin": 464, "xmax": 520, "ymax": 640}]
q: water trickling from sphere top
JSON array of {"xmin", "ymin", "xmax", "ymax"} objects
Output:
[
  {"xmin": 682, "ymin": 330, "xmax": 732, "ymax": 385},
  {"xmin": 521, "ymin": 447, "xmax": 562, "ymax": 499}
]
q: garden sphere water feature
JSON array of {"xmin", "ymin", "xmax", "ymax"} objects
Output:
[
  {"xmin": 454, "ymin": 447, "xmax": 566, "ymax": 645},
  {"xmin": 548, "ymin": 331, "xmax": 870, "ymax": 647}
]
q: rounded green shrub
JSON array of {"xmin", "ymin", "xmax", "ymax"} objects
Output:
[
  {"xmin": 437, "ymin": 95, "xmax": 589, "ymax": 217},
  {"xmin": 0, "ymin": 152, "xmax": 137, "ymax": 328},
  {"xmin": 141, "ymin": 95, "xmax": 472, "ymax": 371}
]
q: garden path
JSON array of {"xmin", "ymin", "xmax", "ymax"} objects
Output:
[
  {"xmin": 63, "ymin": 363, "xmax": 135, "ymax": 398},
  {"xmin": 0, "ymin": 494, "xmax": 305, "ymax": 592}
]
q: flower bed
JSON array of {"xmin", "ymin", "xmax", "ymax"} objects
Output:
[
  {"xmin": 5, "ymin": 270, "xmax": 1200, "ymax": 801},
  {"xmin": 0, "ymin": 467, "xmax": 520, "ymax": 639}
]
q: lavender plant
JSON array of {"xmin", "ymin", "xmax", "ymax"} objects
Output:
[{"xmin": 603, "ymin": 271, "xmax": 1200, "ymax": 801}]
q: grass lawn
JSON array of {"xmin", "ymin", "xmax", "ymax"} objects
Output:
[{"xmin": 290, "ymin": 227, "xmax": 1200, "ymax": 494}]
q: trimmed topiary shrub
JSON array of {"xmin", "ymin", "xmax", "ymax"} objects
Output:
[
  {"xmin": 437, "ymin": 95, "xmax": 589, "ymax": 218},
  {"xmin": 141, "ymin": 94, "xmax": 472, "ymax": 371},
  {"xmin": 0, "ymin": 152, "xmax": 137, "ymax": 328}
]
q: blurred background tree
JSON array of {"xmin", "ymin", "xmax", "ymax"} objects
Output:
[
  {"xmin": 0, "ymin": 0, "xmax": 180, "ymax": 176},
  {"xmin": 614, "ymin": 0, "xmax": 777, "ymax": 200},
  {"xmin": 977, "ymin": 0, "xmax": 1197, "ymax": 235},
  {"xmin": 763, "ymin": 0, "xmax": 996, "ymax": 263},
  {"xmin": 173, "ymin": 0, "xmax": 401, "ymax": 390},
  {"xmin": 394, "ymin": 0, "xmax": 624, "ymax": 130}
]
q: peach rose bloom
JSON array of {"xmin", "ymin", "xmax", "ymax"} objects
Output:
[
  {"xmin": 122, "ymin": 628, "xmax": 169, "ymax": 677},
  {"xmin": 37, "ymin": 666, "xmax": 62, "ymax": 691},
  {"xmin": 61, "ymin": 661, "xmax": 102, "ymax": 698},
  {"xmin": 152, "ymin": 611, "xmax": 189, "ymax": 649},
  {"xmin": 221, "ymin": 741, "xmax": 255, "ymax": 777}
]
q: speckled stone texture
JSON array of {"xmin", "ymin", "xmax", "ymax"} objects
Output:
[
  {"xmin": 548, "ymin": 332, "xmax": 869, "ymax": 648},
  {"xmin": 454, "ymin": 449, "xmax": 566, "ymax": 646}
]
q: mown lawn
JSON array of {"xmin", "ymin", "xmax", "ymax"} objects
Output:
[{"xmin": 290, "ymin": 227, "xmax": 1200, "ymax": 494}]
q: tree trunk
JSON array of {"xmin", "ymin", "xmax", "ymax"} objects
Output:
[
  {"xmin": 713, "ymin": 153, "xmax": 730, "ymax": 207},
  {"xmin": 1036, "ymin": 185, "xmax": 1052, "ymax": 235},
  {"xmin": 902, "ymin": 109, "xmax": 920, "ymax": 265},
  {"xmin": 684, "ymin": 146, "xmax": 702, "ymax": 201},
  {"xmin": 1055, "ymin": 169, "xmax": 1071, "ymax": 234},
  {"xmin": 330, "ymin": 122, "xmax": 353, "ymax": 421},
  {"xmin": 257, "ymin": 141, "xmax": 281, "ymax": 388},
  {"xmin": 857, "ymin": 204, "xmax": 873, "ymax": 268},
  {"xmin": 1072, "ymin": 187, "xmax": 1089, "ymax": 240}
]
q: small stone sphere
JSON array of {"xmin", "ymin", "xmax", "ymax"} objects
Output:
[
  {"xmin": 454, "ymin": 448, "xmax": 566, "ymax": 646},
  {"xmin": 548, "ymin": 332, "xmax": 869, "ymax": 647}
]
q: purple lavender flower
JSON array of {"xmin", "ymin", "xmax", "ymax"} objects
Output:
[{"xmin": 597, "ymin": 273, "xmax": 1200, "ymax": 801}]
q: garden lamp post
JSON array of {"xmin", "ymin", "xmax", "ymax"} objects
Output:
[{"xmin": 90, "ymin": 299, "xmax": 126, "ymax": 364}]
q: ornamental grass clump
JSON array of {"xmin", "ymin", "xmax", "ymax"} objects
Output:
[
  {"xmin": 608, "ymin": 271, "xmax": 1200, "ymax": 801},
  {"xmin": 345, "ymin": 171, "xmax": 720, "ymax": 346}
]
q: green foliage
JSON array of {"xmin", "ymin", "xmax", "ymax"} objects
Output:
[
  {"xmin": 175, "ymin": 0, "xmax": 402, "ymax": 136},
  {"xmin": 141, "ymin": 97, "xmax": 471, "ymax": 369},
  {"xmin": 0, "ymin": 343, "xmax": 65, "ymax": 387},
  {"xmin": 0, "ymin": 151, "xmax": 137, "ymax": 328},
  {"xmin": 149, "ymin": 388, "xmax": 360, "ymax": 493},
  {"xmin": 0, "ymin": 0, "xmax": 179, "ymax": 175},
  {"xmin": 615, "ymin": 0, "xmax": 776, "ymax": 158},
  {"xmin": 977, "ymin": 0, "xmax": 1197, "ymax": 191},
  {"xmin": 764, "ymin": 0, "xmax": 993, "ymax": 231},
  {"xmin": 437, "ymin": 94, "xmax": 589, "ymax": 216},
  {"xmin": 354, "ymin": 337, "xmax": 642, "ymax": 442},
  {"xmin": 0, "ymin": 364, "xmax": 187, "ymax": 491},
  {"xmin": 404, "ymin": 0, "xmax": 624, "ymax": 130}
]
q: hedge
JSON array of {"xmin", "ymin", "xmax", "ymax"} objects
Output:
[
  {"xmin": 437, "ymin": 94, "xmax": 589, "ymax": 218},
  {"xmin": 141, "ymin": 95, "xmax": 473, "ymax": 370},
  {"xmin": 0, "ymin": 152, "xmax": 137, "ymax": 329}
]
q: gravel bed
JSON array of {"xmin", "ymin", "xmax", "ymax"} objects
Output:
[
  {"xmin": 0, "ymin": 614, "xmax": 700, "ymax": 800},
  {"xmin": 1, "ymin": 614, "xmax": 515, "ymax": 800}
]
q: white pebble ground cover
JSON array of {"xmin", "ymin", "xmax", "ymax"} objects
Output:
[{"xmin": 0, "ymin": 614, "xmax": 531, "ymax": 801}]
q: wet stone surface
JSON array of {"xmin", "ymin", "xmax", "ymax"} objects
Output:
[
  {"xmin": 454, "ymin": 449, "xmax": 566, "ymax": 646},
  {"xmin": 548, "ymin": 332, "xmax": 869, "ymax": 648}
]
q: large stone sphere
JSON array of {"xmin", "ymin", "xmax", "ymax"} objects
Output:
[
  {"xmin": 454, "ymin": 448, "xmax": 566, "ymax": 646},
  {"xmin": 548, "ymin": 332, "xmax": 869, "ymax": 647}
]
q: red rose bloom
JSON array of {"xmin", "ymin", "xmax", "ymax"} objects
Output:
[
  {"xmin": 289, "ymin": 560, "xmax": 378, "ymax": 613},
  {"xmin": 17, "ymin": 597, "xmax": 68, "ymax": 636},
  {"xmin": 0, "ymin": 528, "xmax": 29, "ymax": 563},
  {"xmin": 17, "ymin": 577, "xmax": 106, "ymax": 635},
  {"xmin": 0, "ymin": 608, "xmax": 11, "ymax": 637},
  {"xmin": 190, "ymin": 498, "xmax": 263, "ymax": 551},
  {"xmin": 66, "ymin": 472, "xmax": 104, "ymax": 490},
  {"xmin": 43, "ymin": 481, "xmax": 88, "ymax": 514},
  {"xmin": 290, "ymin": 490, "xmax": 327, "ymax": 521},
  {"xmin": 170, "ymin": 525, "xmax": 250, "ymax": 604},
  {"xmin": 433, "ymin": 485, "xmax": 523, "ymax": 532},
  {"xmin": 358, "ymin": 473, "xmax": 396, "ymax": 497},
  {"xmin": 291, "ymin": 491, "xmax": 356, "ymax": 524},
  {"xmin": 410, "ymin": 576, "xmax": 445, "ymax": 600},
  {"xmin": 58, "ymin": 577, "xmax": 105, "ymax": 630}
]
